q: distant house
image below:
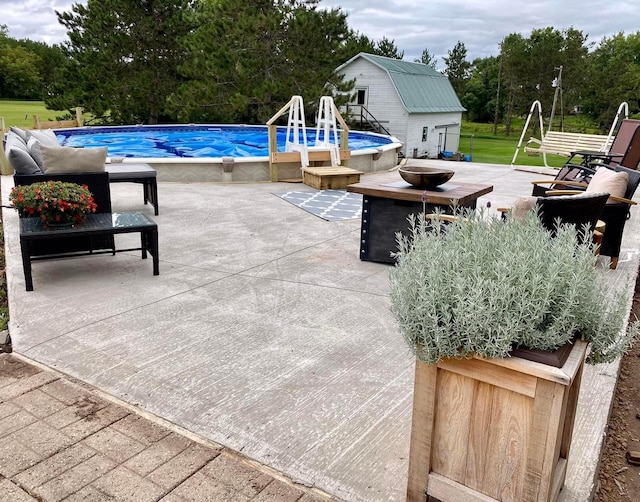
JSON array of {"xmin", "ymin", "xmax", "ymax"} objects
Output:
[{"xmin": 335, "ymin": 53, "xmax": 465, "ymax": 158}]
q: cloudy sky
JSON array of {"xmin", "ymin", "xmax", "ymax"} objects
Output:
[{"xmin": 3, "ymin": 0, "xmax": 639, "ymax": 67}]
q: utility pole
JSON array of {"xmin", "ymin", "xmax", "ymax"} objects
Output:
[
  {"xmin": 493, "ymin": 51, "xmax": 503, "ymax": 135},
  {"xmin": 548, "ymin": 66, "xmax": 563, "ymax": 132}
]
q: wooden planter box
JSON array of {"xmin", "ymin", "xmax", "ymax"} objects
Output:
[{"xmin": 407, "ymin": 340, "xmax": 588, "ymax": 502}]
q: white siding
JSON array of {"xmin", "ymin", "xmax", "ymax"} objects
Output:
[
  {"xmin": 339, "ymin": 59, "xmax": 408, "ymax": 144},
  {"xmin": 338, "ymin": 58, "xmax": 463, "ymax": 157},
  {"xmin": 405, "ymin": 113, "xmax": 462, "ymax": 158}
]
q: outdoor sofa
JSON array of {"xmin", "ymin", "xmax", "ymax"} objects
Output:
[{"xmin": 3, "ymin": 126, "xmax": 159, "ymax": 215}]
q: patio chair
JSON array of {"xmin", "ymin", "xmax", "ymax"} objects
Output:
[
  {"xmin": 531, "ymin": 163, "xmax": 596, "ymax": 197},
  {"xmin": 13, "ymin": 172, "xmax": 115, "ymax": 257},
  {"xmin": 532, "ymin": 120, "xmax": 640, "ymax": 198},
  {"xmin": 494, "ymin": 192, "xmax": 609, "ymax": 264},
  {"xmin": 537, "ymin": 165, "xmax": 640, "ymax": 268},
  {"xmin": 567, "ymin": 118, "xmax": 640, "ymax": 169},
  {"xmin": 534, "ymin": 192, "xmax": 609, "ymax": 244}
]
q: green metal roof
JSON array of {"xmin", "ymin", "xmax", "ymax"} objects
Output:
[{"xmin": 339, "ymin": 53, "xmax": 466, "ymax": 114}]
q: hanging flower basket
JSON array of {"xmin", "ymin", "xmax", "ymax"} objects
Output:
[{"xmin": 10, "ymin": 181, "xmax": 97, "ymax": 227}]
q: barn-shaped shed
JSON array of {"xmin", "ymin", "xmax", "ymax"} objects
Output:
[{"xmin": 336, "ymin": 53, "xmax": 465, "ymax": 158}]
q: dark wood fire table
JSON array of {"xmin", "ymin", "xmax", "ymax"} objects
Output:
[{"xmin": 347, "ymin": 178, "xmax": 493, "ymax": 263}]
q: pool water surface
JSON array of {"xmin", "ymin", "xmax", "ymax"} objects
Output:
[{"xmin": 57, "ymin": 125, "xmax": 394, "ymax": 159}]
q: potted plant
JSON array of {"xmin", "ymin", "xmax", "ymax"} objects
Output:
[
  {"xmin": 389, "ymin": 210, "xmax": 639, "ymax": 502},
  {"xmin": 10, "ymin": 181, "xmax": 97, "ymax": 227}
]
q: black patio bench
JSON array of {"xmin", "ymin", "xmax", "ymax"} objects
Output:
[{"xmin": 13, "ymin": 172, "xmax": 159, "ymax": 291}]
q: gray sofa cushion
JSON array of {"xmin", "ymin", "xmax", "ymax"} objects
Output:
[
  {"xmin": 7, "ymin": 147, "xmax": 41, "ymax": 175},
  {"xmin": 40, "ymin": 145, "xmax": 107, "ymax": 173},
  {"xmin": 26, "ymin": 129, "xmax": 60, "ymax": 147},
  {"xmin": 27, "ymin": 137, "xmax": 45, "ymax": 169},
  {"xmin": 9, "ymin": 126, "xmax": 29, "ymax": 144},
  {"xmin": 105, "ymin": 163, "xmax": 157, "ymax": 179},
  {"xmin": 5, "ymin": 132, "xmax": 28, "ymax": 152},
  {"xmin": 5, "ymin": 133, "xmax": 41, "ymax": 174}
]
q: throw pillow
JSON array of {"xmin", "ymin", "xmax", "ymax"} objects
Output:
[
  {"xmin": 40, "ymin": 145, "xmax": 107, "ymax": 174},
  {"xmin": 27, "ymin": 137, "xmax": 45, "ymax": 169},
  {"xmin": 585, "ymin": 167, "xmax": 628, "ymax": 203},
  {"xmin": 9, "ymin": 126, "xmax": 29, "ymax": 144},
  {"xmin": 6, "ymin": 147, "xmax": 41, "ymax": 175},
  {"xmin": 511, "ymin": 195, "xmax": 538, "ymax": 221},
  {"xmin": 26, "ymin": 129, "xmax": 60, "ymax": 147},
  {"xmin": 5, "ymin": 133, "xmax": 29, "ymax": 153}
]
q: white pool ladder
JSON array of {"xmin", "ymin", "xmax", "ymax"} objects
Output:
[
  {"xmin": 310, "ymin": 96, "xmax": 341, "ymax": 166},
  {"xmin": 284, "ymin": 95, "xmax": 309, "ymax": 167}
]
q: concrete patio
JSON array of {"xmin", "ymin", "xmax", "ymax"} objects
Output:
[{"xmin": 2, "ymin": 159, "xmax": 639, "ymax": 501}]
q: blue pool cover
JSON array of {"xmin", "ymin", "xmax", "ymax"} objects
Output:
[{"xmin": 56, "ymin": 125, "xmax": 394, "ymax": 159}]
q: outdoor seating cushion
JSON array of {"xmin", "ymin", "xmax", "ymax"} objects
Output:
[
  {"xmin": 585, "ymin": 167, "xmax": 628, "ymax": 203},
  {"xmin": 26, "ymin": 128, "xmax": 59, "ymax": 147},
  {"xmin": 9, "ymin": 126, "xmax": 29, "ymax": 143},
  {"xmin": 40, "ymin": 145, "xmax": 107, "ymax": 174},
  {"xmin": 5, "ymin": 133, "xmax": 41, "ymax": 175},
  {"xmin": 105, "ymin": 163, "xmax": 157, "ymax": 179},
  {"xmin": 511, "ymin": 195, "xmax": 538, "ymax": 220},
  {"xmin": 27, "ymin": 137, "xmax": 45, "ymax": 169}
]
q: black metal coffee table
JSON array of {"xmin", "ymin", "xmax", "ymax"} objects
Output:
[{"xmin": 19, "ymin": 212, "xmax": 159, "ymax": 291}]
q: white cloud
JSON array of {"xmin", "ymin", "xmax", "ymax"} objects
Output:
[
  {"xmin": 1, "ymin": 0, "xmax": 74, "ymax": 44},
  {"xmin": 323, "ymin": 0, "xmax": 640, "ymax": 64},
  {"xmin": 2, "ymin": 0, "xmax": 639, "ymax": 65}
]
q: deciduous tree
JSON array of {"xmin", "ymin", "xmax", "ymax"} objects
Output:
[
  {"xmin": 0, "ymin": 45, "xmax": 42, "ymax": 99},
  {"xmin": 583, "ymin": 32, "xmax": 640, "ymax": 130},
  {"xmin": 0, "ymin": 25, "xmax": 65, "ymax": 100}
]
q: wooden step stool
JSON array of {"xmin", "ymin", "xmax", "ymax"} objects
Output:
[{"xmin": 302, "ymin": 166, "xmax": 363, "ymax": 190}]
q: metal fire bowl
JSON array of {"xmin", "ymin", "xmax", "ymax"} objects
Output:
[{"xmin": 398, "ymin": 166, "xmax": 455, "ymax": 188}]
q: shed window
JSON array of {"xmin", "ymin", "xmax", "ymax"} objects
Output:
[
  {"xmin": 422, "ymin": 127, "xmax": 428, "ymax": 142},
  {"xmin": 356, "ymin": 89, "xmax": 367, "ymax": 105}
]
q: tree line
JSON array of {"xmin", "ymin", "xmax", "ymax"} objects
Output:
[{"xmin": 1, "ymin": 0, "xmax": 639, "ymax": 133}]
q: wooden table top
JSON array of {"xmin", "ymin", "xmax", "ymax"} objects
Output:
[{"xmin": 347, "ymin": 177, "xmax": 493, "ymax": 206}]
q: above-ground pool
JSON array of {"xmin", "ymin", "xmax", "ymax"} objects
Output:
[{"xmin": 54, "ymin": 124, "xmax": 402, "ymax": 183}]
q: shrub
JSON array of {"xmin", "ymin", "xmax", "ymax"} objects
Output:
[
  {"xmin": 10, "ymin": 181, "xmax": 97, "ymax": 226},
  {"xmin": 389, "ymin": 210, "xmax": 638, "ymax": 365}
]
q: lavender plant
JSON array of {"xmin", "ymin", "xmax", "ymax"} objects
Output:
[{"xmin": 389, "ymin": 210, "xmax": 638, "ymax": 365}]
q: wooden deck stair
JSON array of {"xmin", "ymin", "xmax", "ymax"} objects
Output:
[{"xmin": 302, "ymin": 165, "xmax": 363, "ymax": 190}]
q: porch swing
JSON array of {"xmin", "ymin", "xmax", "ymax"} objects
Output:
[{"xmin": 511, "ymin": 66, "xmax": 629, "ymax": 169}]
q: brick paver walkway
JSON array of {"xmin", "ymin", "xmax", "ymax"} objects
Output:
[{"xmin": 0, "ymin": 354, "xmax": 332, "ymax": 502}]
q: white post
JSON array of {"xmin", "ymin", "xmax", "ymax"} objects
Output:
[
  {"xmin": 284, "ymin": 96, "xmax": 309, "ymax": 167},
  {"xmin": 314, "ymin": 96, "xmax": 341, "ymax": 165}
]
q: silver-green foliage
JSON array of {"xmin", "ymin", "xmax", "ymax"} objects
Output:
[{"xmin": 389, "ymin": 210, "xmax": 638, "ymax": 365}]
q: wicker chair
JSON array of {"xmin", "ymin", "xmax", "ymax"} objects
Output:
[
  {"xmin": 534, "ymin": 192, "xmax": 609, "ymax": 244},
  {"xmin": 531, "ymin": 165, "xmax": 640, "ymax": 268},
  {"xmin": 13, "ymin": 172, "xmax": 115, "ymax": 257},
  {"xmin": 496, "ymin": 192, "xmax": 610, "ymax": 261}
]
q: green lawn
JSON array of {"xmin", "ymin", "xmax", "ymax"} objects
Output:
[
  {"xmin": 459, "ymin": 115, "xmax": 602, "ymax": 168},
  {"xmin": 0, "ymin": 100, "xmax": 69, "ymax": 130},
  {"xmin": 460, "ymin": 133, "xmax": 567, "ymax": 168}
]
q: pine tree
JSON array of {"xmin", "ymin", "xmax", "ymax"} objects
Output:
[
  {"xmin": 54, "ymin": 0, "xmax": 195, "ymax": 124},
  {"xmin": 443, "ymin": 41, "xmax": 471, "ymax": 96}
]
